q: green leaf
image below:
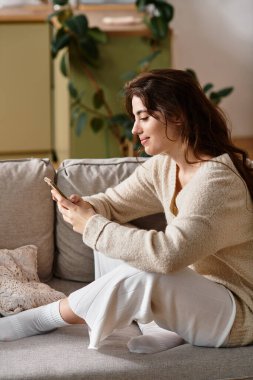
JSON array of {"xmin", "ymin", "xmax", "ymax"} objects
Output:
[
  {"xmin": 155, "ymin": 2, "xmax": 174, "ymax": 23},
  {"xmin": 93, "ymin": 89, "xmax": 105, "ymax": 109},
  {"xmin": 60, "ymin": 52, "xmax": 68, "ymax": 77},
  {"xmin": 203, "ymin": 83, "xmax": 214, "ymax": 93},
  {"xmin": 76, "ymin": 112, "xmax": 87, "ymax": 136},
  {"xmin": 149, "ymin": 16, "xmax": 168, "ymax": 39},
  {"xmin": 88, "ymin": 27, "xmax": 108, "ymax": 44},
  {"xmin": 53, "ymin": 0, "xmax": 68, "ymax": 5},
  {"xmin": 79, "ymin": 37, "xmax": 100, "ymax": 63},
  {"xmin": 209, "ymin": 87, "xmax": 234, "ymax": 105},
  {"xmin": 65, "ymin": 14, "xmax": 89, "ymax": 37},
  {"xmin": 91, "ymin": 117, "xmax": 104, "ymax": 133},
  {"xmin": 138, "ymin": 49, "xmax": 161, "ymax": 68},
  {"xmin": 68, "ymin": 81, "xmax": 79, "ymax": 99},
  {"xmin": 185, "ymin": 68, "xmax": 198, "ymax": 82},
  {"xmin": 214, "ymin": 87, "xmax": 234, "ymax": 98},
  {"xmin": 209, "ymin": 92, "xmax": 221, "ymax": 105},
  {"xmin": 51, "ymin": 28, "xmax": 70, "ymax": 58}
]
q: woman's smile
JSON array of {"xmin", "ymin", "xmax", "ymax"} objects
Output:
[{"xmin": 140, "ymin": 137, "xmax": 150, "ymax": 146}]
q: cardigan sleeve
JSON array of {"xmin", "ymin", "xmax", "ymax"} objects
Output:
[
  {"xmin": 83, "ymin": 162, "xmax": 250, "ymax": 274},
  {"xmin": 82, "ymin": 156, "xmax": 164, "ymax": 224}
]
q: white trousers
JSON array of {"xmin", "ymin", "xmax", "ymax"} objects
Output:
[{"xmin": 68, "ymin": 251, "xmax": 236, "ymax": 350}]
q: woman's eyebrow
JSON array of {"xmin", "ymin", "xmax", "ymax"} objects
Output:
[{"xmin": 136, "ymin": 110, "xmax": 148, "ymax": 116}]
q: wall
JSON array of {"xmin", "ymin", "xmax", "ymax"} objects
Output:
[{"xmin": 169, "ymin": 0, "xmax": 253, "ymax": 137}]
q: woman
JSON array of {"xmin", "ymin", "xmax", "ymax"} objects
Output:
[{"xmin": 1, "ymin": 69, "xmax": 253, "ymax": 354}]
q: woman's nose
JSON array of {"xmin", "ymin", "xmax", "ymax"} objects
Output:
[{"xmin": 132, "ymin": 121, "xmax": 141, "ymax": 135}]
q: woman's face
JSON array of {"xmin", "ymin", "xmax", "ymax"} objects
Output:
[{"xmin": 131, "ymin": 96, "xmax": 180, "ymax": 156}]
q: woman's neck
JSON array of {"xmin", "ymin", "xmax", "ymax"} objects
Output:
[{"xmin": 171, "ymin": 147, "xmax": 213, "ymax": 188}]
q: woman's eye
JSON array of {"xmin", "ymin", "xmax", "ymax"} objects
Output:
[{"xmin": 140, "ymin": 116, "xmax": 149, "ymax": 121}]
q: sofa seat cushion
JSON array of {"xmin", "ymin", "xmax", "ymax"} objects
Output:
[
  {"xmin": 0, "ymin": 323, "xmax": 253, "ymax": 380},
  {"xmin": 0, "ymin": 159, "xmax": 55, "ymax": 281},
  {"xmin": 34, "ymin": 278, "xmax": 253, "ymax": 380}
]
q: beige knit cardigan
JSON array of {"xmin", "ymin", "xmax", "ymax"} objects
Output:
[{"xmin": 83, "ymin": 153, "xmax": 253, "ymax": 347}]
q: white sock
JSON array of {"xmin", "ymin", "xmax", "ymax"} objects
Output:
[
  {"xmin": 127, "ymin": 321, "xmax": 184, "ymax": 354},
  {"xmin": 0, "ymin": 301, "xmax": 69, "ymax": 341}
]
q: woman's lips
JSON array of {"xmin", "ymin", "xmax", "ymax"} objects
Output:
[{"xmin": 140, "ymin": 137, "xmax": 150, "ymax": 146}]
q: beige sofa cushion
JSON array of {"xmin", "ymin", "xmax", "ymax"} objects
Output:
[
  {"xmin": 0, "ymin": 158, "xmax": 55, "ymax": 281},
  {"xmin": 54, "ymin": 157, "xmax": 166, "ymax": 283}
]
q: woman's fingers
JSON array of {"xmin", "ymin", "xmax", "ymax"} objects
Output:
[
  {"xmin": 58, "ymin": 203, "xmax": 72, "ymax": 224},
  {"xmin": 69, "ymin": 194, "xmax": 81, "ymax": 203},
  {"xmin": 51, "ymin": 189, "xmax": 96, "ymax": 233},
  {"xmin": 51, "ymin": 189, "xmax": 62, "ymax": 202},
  {"xmin": 69, "ymin": 194, "xmax": 93, "ymax": 210},
  {"xmin": 51, "ymin": 189, "xmax": 73, "ymax": 209}
]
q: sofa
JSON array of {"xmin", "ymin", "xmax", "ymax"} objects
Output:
[{"xmin": 0, "ymin": 157, "xmax": 253, "ymax": 380}]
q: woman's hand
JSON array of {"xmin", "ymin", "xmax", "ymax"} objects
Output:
[{"xmin": 51, "ymin": 190, "xmax": 96, "ymax": 234}]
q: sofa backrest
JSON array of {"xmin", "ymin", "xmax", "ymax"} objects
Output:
[
  {"xmin": 0, "ymin": 158, "xmax": 55, "ymax": 282},
  {"xmin": 54, "ymin": 157, "xmax": 166, "ymax": 283}
]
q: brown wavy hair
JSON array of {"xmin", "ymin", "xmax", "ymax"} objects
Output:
[{"xmin": 124, "ymin": 69, "xmax": 253, "ymax": 200}]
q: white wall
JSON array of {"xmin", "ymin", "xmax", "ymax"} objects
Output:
[{"xmin": 169, "ymin": 0, "xmax": 253, "ymax": 137}]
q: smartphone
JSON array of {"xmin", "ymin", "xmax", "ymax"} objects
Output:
[{"xmin": 44, "ymin": 177, "xmax": 68, "ymax": 200}]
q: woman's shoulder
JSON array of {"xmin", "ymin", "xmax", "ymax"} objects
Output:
[
  {"xmin": 203, "ymin": 153, "xmax": 232, "ymax": 168},
  {"xmin": 201, "ymin": 153, "xmax": 239, "ymax": 179},
  {"xmin": 191, "ymin": 153, "xmax": 247, "ymax": 199}
]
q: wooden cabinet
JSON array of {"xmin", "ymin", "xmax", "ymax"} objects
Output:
[{"xmin": 0, "ymin": 18, "xmax": 53, "ymax": 159}]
